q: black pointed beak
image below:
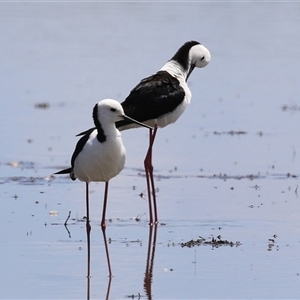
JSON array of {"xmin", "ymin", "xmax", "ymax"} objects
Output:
[
  {"xmin": 186, "ymin": 63, "xmax": 196, "ymax": 81},
  {"xmin": 122, "ymin": 115, "xmax": 153, "ymax": 129}
]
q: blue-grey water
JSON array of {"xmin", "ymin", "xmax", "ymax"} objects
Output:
[{"xmin": 1, "ymin": 2, "xmax": 300, "ymax": 299}]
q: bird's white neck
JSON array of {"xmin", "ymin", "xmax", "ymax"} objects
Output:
[
  {"xmin": 101, "ymin": 123, "xmax": 120, "ymax": 139},
  {"xmin": 159, "ymin": 60, "xmax": 188, "ymax": 81}
]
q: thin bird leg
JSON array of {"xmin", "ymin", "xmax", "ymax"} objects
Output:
[
  {"xmin": 144, "ymin": 128, "xmax": 153, "ymax": 224},
  {"xmin": 102, "ymin": 227, "xmax": 113, "ymax": 278},
  {"xmin": 101, "ymin": 181, "xmax": 109, "ymax": 230},
  {"xmin": 86, "ymin": 182, "xmax": 91, "ymax": 233},
  {"xmin": 144, "ymin": 125, "xmax": 158, "ymax": 224},
  {"xmin": 149, "ymin": 126, "xmax": 158, "ymax": 223}
]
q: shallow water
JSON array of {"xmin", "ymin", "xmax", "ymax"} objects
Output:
[{"xmin": 1, "ymin": 2, "xmax": 300, "ymax": 299}]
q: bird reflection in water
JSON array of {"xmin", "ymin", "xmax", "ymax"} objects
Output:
[
  {"xmin": 85, "ymin": 223, "xmax": 158, "ymax": 300},
  {"xmin": 86, "ymin": 217, "xmax": 91, "ymax": 300},
  {"xmin": 85, "ymin": 223, "xmax": 113, "ymax": 300},
  {"xmin": 102, "ymin": 228, "xmax": 113, "ymax": 299},
  {"xmin": 144, "ymin": 225, "xmax": 158, "ymax": 299}
]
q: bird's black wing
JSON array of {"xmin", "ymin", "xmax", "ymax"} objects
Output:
[
  {"xmin": 54, "ymin": 130, "xmax": 93, "ymax": 180},
  {"xmin": 76, "ymin": 127, "xmax": 95, "ymax": 137},
  {"xmin": 116, "ymin": 70, "xmax": 185, "ymax": 128},
  {"xmin": 70, "ymin": 131, "xmax": 92, "ymax": 168}
]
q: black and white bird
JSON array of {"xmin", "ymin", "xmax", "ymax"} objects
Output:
[
  {"xmin": 78, "ymin": 41, "xmax": 211, "ymax": 225},
  {"xmin": 55, "ymin": 99, "xmax": 152, "ymax": 230}
]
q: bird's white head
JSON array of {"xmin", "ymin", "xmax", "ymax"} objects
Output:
[
  {"xmin": 93, "ymin": 99, "xmax": 153, "ymax": 130},
  {"xmin": 189, "ymin": 43, "xmax": 211, "ymax": 69},
  {"xmin": 93, "ymin": 99, "xmax": 125, "ymax": 126},
  {"xmin": 186, "ymin": 43, "xmax": 211, "ymax": 80},
  {"xmin": 168, "ymin": 40, "xmax": 211, "ymax": 80}
]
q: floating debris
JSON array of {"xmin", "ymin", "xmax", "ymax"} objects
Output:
[
  {"xmin": 213, "ymin": 130, "xmax": 247, "ymax": 136},
  {"xmin": 64, "ymin": 211, "xmax": 71, "ymax": 225},
  {"xmin": 163, "ymin": 268, "xmax": 174, "ymax": 272},
  {"xmin": 209, "ymin": 173, "xmax": 262, "ymax": 181},
  {"xmin": 139, "ymin": 192, "xmax": 146, "ymax": 199},
  {"xmin": 133, "ymin": 213, "xmax": 145, "ymax": 222},
  {"xmin": 49, "ymin": 211, "xmax": 58, "ymax": 216},
  {"xmin": 125, "ymin": 293, "xmax": 141, "ymax": 299},
  {"xmin": 181, "ymin": 235, "xmax": 241, "ymax": 248},
  {"xmin": 8, "ymin": 161, "xmax": 19, "ymax": 168},
  {"xmin": 267, "ymin": 234, "xmax": 279, "ymax": 251},
  {"xmin": 34, "ymin": 102, "xmax": 50, "ymax": 109},
  {"xmin": 281, "ymin": 104, "xmax": 300, "ymax": 112},
  {"xmin": 272, "ymin": 173, "xmax": 298, "ymax": 179}
]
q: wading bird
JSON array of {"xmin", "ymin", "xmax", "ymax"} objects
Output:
[
  {"xmin": 55, "ymin": 99, "xmax": 152, "ymax": 231},
  {"xmin": 77, "ymin": 41, "xmax": 211, "ymax": 225}
]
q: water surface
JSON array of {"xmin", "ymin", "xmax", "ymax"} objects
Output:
[{"xmin": 1, "ymin": 2, "xmax": 300, "ymax": 299}]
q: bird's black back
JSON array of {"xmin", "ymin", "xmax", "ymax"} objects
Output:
[{"xmin": 116, "ymin": 71, "xmax": 185, "ymax": 128}]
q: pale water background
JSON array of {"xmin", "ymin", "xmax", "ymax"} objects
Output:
[{"xmin": 1, "ymin": 1, "xmax": 300, "ymax": 299}]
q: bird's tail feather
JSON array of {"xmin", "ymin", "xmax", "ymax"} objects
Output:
[
  {"xmin": 54, "ymin": 168, "xmax": 72, "ymax": 175},
  {"xmin": 54, "ymin": 168, "xmax": 76, "ymax": 181}
]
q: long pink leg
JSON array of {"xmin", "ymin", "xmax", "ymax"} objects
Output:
[
  {"xmin": 144, "ymin": 125, "xmax": 158, "ymax": 224},
  {"xmin": 86, "ymin": 182, "xmax": 91, "ymax": 233},
  {"xmin": 144, "ymin": 128, "xmax": 153, "ymax": 223},
  {"xmin": 101, "ymin": 181, "xmax": 109, "ymax": 230},
  {"xmin": 100, "ymin": 181, "xmax": 112, "ymax": 277},
  {"xmin": 149, "ymin": 127, "xmax": 158, "ymax": 223}
]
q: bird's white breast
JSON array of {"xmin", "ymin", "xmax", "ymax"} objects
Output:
[
  {"xmin": 157, "ymin": 62, "xmax": 192, "ymax": 128},
  {"xmin": 74, "ymin": 130, "xmax": 126, "ymax": 182}
]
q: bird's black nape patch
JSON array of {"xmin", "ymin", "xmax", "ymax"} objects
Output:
[
  {"xmin": 92, "ymin": 103, "xmax": 106, "ymax": 143},
  {"xmin": 170, "ymin": 41, "xmax": 200, "ymax": 71}
]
